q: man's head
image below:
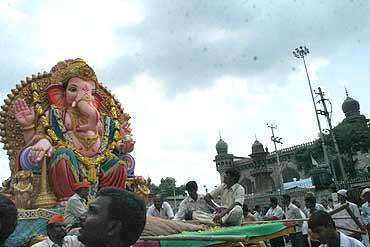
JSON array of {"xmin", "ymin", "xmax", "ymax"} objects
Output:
[
  {"xmin": 254, "ymin": 205, "xmax": 261, "ymax": 213},
  {"xmin": 282, "ymin": 194, "xmax": 291, "ymax": 206},
  {"xmin": 185, "ymin": 181, "xmax": 198, "ymax": 200},
  {"xmin": 361, "ymin": 188, "xmax": 370, "ymax": 202},
  {"xmin": 242, "ymin": 204, "xmax": 249, "ymax": 217},
  {"xmin": 78, "ymin": 187, "xmax": 146, "ymax": 247},
  {"xmin": 224, "ymin": 169, "xmax": 240, "ymax": 188},
  {"xmin": 0, "ymin": 195, "xmax": 17, "ymax": 244},
  {"xmin": 308, "ymin": 210, "xmax": 337, "ymax": 244},
  {"xmin": 73, "ymin": 181, "xmax": 90, "ymax": 200},
  {"xmin": 292, "ymin": 199, "xmax": 301, "ymax": 208},
  {"xmin": 337, "ymin": 189, "xmax": 347, "ymax": 203},
  {"xmin": 304, "ymin": 192, "xmax": 316, "ymax": 210},
  {"xmin": 270, "ymin": 197, "xmax": 278, "ymax": 208},
  {"xmin": 47, "ymin": 214, "xmax": 67, "ymax": 243},
  {"xmin": 153, "ymin": 194, "xmax": 164, "ymax": 210},
  {"xmin": 321, "ymin": 199, "xmax": 328, "ymax": 208}
]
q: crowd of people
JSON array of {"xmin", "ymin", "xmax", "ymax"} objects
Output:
[
  {"xmin": 1, "ymin": 167, "xmax": 370, "ymax": 247},
  {"xmin": 146, "ymin": 168, "xmax": 370, "ymax": 247}
]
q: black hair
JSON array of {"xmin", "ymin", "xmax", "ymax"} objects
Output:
[
  {"xmin": 282, "ymin": 194, "xmax": 291, "ymax": 202},
  {"xmin": 0, "ymin": 195, "xmax": 17, "ymax": 244},
  {"xmin": 243, "ymin": 204, "xmax": 249, "ymax": 212},
  {"xmin": 270, "ymin": 197, "xmax": 278, "ymax": 205},
  {"xmin": 254, "ymin": 205, "xmax": 261, "ymax": 210},
  {"xmin": 185, "ymin": 181, "xmax": 198, "ymax": 192},
  {"xmin": 225, "ymin": 168, "xmax": 240, "ymax": 182},
  {"xmin": 328, "ymin": 198, "xmax": 333, "ymax": 202},
  {"xmin": 308, "ymin": 210, "xmax": 335, "ymax": 231},
  {"xmin": 304, "ymin": 195, "xmax": 317, "ymax": 204},
  {"xmin": 97, "ymin": 187, "xmax": 146, "ymax": 247}
]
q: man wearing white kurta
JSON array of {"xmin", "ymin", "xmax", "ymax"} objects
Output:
[{"xmin": 204, "ymin": 169, "xmax": 245, "ymax": 226}]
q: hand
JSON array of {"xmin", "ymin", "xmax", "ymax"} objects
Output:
[
  {"xmin": 13, "ymin": 99, "xmax": 35, "ymax": 127},
  {"xmin": 29, "ymin": 139, "xmax": 52, "ymax": 162},
  {"xmin": 120, "ymin": 140, "xmax": 135, "ymax": 154}
]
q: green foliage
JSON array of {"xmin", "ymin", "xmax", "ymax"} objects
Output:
[
  {"xmin": 294, "ymin": 140, "xmax": 323, "ymax": 175},
  {"xmin": 294, "ymin": 116, "xmax": 370, "ymax": 180},
  {"xmin": 147, "ymin": 177, "xmax": 187, "ymax": 197}
]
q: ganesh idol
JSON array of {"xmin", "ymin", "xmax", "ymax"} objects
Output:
[{"xmin": 10, "ymin": 58, "xmax": 135, "ymax": 202}]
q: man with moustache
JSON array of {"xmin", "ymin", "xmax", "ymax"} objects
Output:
[{"xmin": 78, "ymin": 187, "xmax": 146, "ymax": 247}]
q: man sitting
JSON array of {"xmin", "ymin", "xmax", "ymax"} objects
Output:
[
  {"xmin": 173, "ymin": 181, "xmax": 211, "ymax": 220},
  {"xmin": 32, "ymin": 214, "xmax": 83, "ymax": 246},
  {"xmin": 308, "ymin": 210, "xmax": 365, "ymax": 247},
  {"xmin": 0, "ymin": 194, "xmax": 17, "ymax": 245},
  {"xmin": 64, "ymin": 181, "xmax": 90, "ymax": 228},
  {"xmin": 204, "ymin": 168, "xmax": 245, "ymax": 226},
  {"xmin": 147, "ymin": 194, "xmax": 174, "ymax": 220},
  {"xmin": 78, "ymin": 187, "xmax": 146, "ymax": 247}
]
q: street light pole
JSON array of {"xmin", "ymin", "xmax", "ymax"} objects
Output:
[
  {"xmin": 267, "ymin": 123, "xmax": 284, "ymax": 193},
  {"xmin": 315, "ymin": 87, "xmax": 346, "ymax": 181},
  {"xmin": 293, "ymin": 46, "xmax": 330, "ymax": 169}
]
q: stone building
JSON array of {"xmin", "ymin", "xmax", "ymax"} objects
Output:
[{"xmin": 214, "ymin": 93, "xmax": 370, "ymax": 196}]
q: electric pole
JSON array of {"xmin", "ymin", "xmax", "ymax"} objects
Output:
[
  {"xmin": 315, "ymin": 87, "xmax": 346, "ymax": 181},
  {"xmin": 267, "ymin": 123, "xmax": 284, "ymax": 193},
  {"xmin": 293, "ymin": 46, "xmax": 330, "ymax": 169}
]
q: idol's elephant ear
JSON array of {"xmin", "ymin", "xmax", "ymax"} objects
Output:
[
  {"xmin": 94, "ymin": 93, "xmax": 102, "ymax": 111},
  {"xmin": 47, "ymin": 84, "xmax": 66, "ymax": 107}
]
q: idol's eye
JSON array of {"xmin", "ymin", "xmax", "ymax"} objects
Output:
[{"xmin": 68, "ymin": 87, "xmax": 77, "ymax": 93}]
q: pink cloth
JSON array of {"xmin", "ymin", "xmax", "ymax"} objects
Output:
[{"xmin": 133, "ymin": 240, "xmax": 160, "ymax": 247}]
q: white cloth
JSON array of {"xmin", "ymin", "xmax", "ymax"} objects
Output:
[
  {"xmin": 209, "ymin": 183, "xmax": 245, "ymax": 208},
  {"xmin": 284, "ymin": 203, "xmax": 304, "ymax": 231},
  {"xmin": 304, "ymin": 203, "xmax": 326, "ymax": 217},
  {"xmin": 361, "ymin": 201, "xmax": 370, "ymax": 225},
  {"xmin": 32, "ymin": 235, "xmax": 84, "ymax": 247},
  {"xmin": 265, "ymin": 205, "xmax": 284, "ymax": 220},
  {"xmin": 173, "ymin": 194, "xmax": 211, "ymax": 220},
  {"xmin": 253, "ymin": 211, "xmax": 263, "ymax": 221},
  {"xmin": 147, "ymin": 201, "xmax": 174, "ymax": 219},
  {"xmin": 64, "ymin": 194, "xmax": 87, "ymax": 225},
  {"xmin": 318, "ymin": 232, "xmax": 365, "ymax": 247},
  {"xmin": 333, "ymin": 201, "xmax": 362, "ymax": 235}
]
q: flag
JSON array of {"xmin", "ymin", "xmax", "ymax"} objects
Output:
[{"xmin": 311, "ymin": 155, "xmax": 319, "ymax": 167}]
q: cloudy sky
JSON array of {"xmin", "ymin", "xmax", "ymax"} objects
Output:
[{"xmin": 1, "ymin": 0, "xmax": 370, "ymax": 193}]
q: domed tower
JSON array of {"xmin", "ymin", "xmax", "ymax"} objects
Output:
[
  {"xmin": 214, "ymin": 137, "xmax": 234, "ymax": 173},
  {"xmin": 249, "ymin": 140, "xmax": 268, "ymax": 162},
  {"xmin": 249, "ymin": 139, "xmax": 274, "ymax": 192},
  {"xmin": 216, "ymin": 138, "xmax": 228, "ymax": 155},
  {"xmin": 342, "ymin": 89, "xmax": 360, "ymax": 119}
]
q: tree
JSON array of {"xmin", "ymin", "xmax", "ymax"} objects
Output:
[{"xmin": 148, "ymin": 177, "xmax": 187, "ymax": 197}]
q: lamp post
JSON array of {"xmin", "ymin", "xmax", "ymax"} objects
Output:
[
  {"xmin": 293, "ymin": 46, "xmax": 330, "ymax": 169},
  {"xmin": 267, "ymin": 123, "xmax": 284, "ymax": 193}
]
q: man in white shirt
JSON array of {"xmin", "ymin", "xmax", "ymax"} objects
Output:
[
  {"xmin": 361, "ymin": 188, "xmax": 370, "ymax": 230},
  {"xmin": 282, "ymin": 194, "xmax": 305, "ymax": 246},
  {"xmin": 147, "ymin": 194, "xmax": 174, "ymax": 219},
  {"xmin": 308, "ymin": 210, "xmax": 365, "ymax": 247},
  {"xmin": 264, "ymin": 196, "xmax": 285, "ymax": 247},
  {"xmin": 173, "ymin": 181, "xmax": 211, "ymax": 220},
  {"xmin": 204, "ymin": 168, "xmax": 245, "ymax": 226},
  {"xmin": 333, "ymin": 189, "xmax": 364, "ymax": 241},
  {"xmin": 32, "ymin": 214, "xmax": 83, "ymax": 247},
  {"xmin": 64, "ymin": 181, "xmax": 90, "ymax": 227},
  {"xmin": 304, "ymin": 192, "xmax": 326, "ymax": 247}
]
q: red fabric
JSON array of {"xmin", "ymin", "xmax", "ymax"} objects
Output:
[
  {"xmin": 48, "ymin": 214, "xmax": 65, "ymax": 224},
  {"xmin": 133, "ymin": 240, "xmax": 160, "ymax": 247},
  {"xmin": 72, "ymin": 181, "xmax": 90, "ymax": 191},
  {"xmin": 99, "ymin": 164, "xmax": 127, "ymax": 188},
  {"xmin": 49, "ymin": 159, "xmax": 76, "ymax": 201}
]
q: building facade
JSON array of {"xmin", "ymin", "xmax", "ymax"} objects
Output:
[{"xmin": 214, "ymin": 93, "xmax": 370, "ymax": 196}]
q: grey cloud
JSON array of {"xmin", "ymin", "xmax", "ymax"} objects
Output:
[{"xmin": 102, "ymin": 0, "xmax": 370, "ymax": 93}]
